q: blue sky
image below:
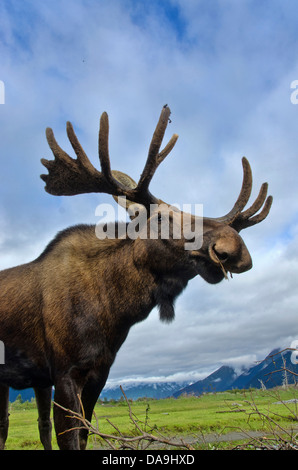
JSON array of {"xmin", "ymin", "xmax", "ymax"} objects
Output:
[{"xmin": 1, "ymin": 0, "xmax": 298, "ymax": 385}]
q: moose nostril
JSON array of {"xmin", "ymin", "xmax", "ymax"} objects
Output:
[
  {"xmin": 213, "ymin": 246, "xmax": 229, "ymax": 263},
  {"xmin": 208, "ymin": 244, "xmax": 230, "ymax": 266}
]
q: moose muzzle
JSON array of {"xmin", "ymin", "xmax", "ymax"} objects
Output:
[{"xmin": 207, "ymin": 225, "xmax": 253, "ymax": 275}]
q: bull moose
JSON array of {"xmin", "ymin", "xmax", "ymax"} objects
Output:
[{"xmin": 0, "ymin": 106, "xmax": 272, "ymax": 449}]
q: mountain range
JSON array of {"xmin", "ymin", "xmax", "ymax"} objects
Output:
[
  {"xmin": 9, "ymin": 380, "xmax": 189, "ymax": 403},
  {"xmin": 174, "ymin": 347, "xmax": 298, "ymax": 397},
  {"xmin": 8, "ymin": 347, "xmax": 298, "ymax": 402},
  {"xmin": 99, "ymin": 381, "xmax": 190, "ymax": 401}
]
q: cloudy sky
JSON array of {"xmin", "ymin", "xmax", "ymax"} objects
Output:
[{"xmin": 1, "ymin": 0, "xmax": 298, "ymax": 388}]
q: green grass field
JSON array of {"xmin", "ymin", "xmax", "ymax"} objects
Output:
[{"xmin": 3, "ymin": 386, "xmax": 298, "ymax": 450}]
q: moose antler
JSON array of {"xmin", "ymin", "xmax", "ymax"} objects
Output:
[
  {"xmin": 41, "ymin": 106, "xmax": 272, "ymax": 231},
  {"xmin": 41, "ymin": 105, "xmax": 178, "ymax": 209},
  {"xmin": 213, "ymin": 157, "xmax": 273, "ymax": 232}
]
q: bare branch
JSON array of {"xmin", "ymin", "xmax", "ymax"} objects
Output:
[{"xmin": 53, "ymin": 388, "xmax": 196, "ymax": 450}]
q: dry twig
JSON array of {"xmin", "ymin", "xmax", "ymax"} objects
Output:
[{"xmin": 54, "ymin": 386, "xmax": 196, "ymax": 450}]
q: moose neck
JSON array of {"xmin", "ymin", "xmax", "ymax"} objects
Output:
[
  {"xmin": 79, "ymin": 225, "xmax": 189, "ymax": 327},
  {"xmin": 92, "ymin": 234, "xmax": 189, "ymax": 327},
  {"xmin": 37, "ymin": 224, "xmax": 190, "ymax": 358}
]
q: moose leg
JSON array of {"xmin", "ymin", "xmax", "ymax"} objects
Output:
[
  {"xmin": 79, "ymin": 370, "xmax": 110, "ymax": 450},
  {"xmin": 53, "ymin": 375, "xmax": 82, "ymax": 450},
  {"xmin": 0, "ymin": 385, "xmax": 9, "ymax": 450},
  {"xmin": 34, "ymin": 387, "xmax": 53, "ymax": 450}
]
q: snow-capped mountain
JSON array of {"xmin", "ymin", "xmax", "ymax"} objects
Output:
[
  {"xmin": 174, "ymin": 347, "xmax": 298, "ymax": 397},
  {"xmin": 100, "ymin": 380, "xmax": 190, "ymax": 401}
]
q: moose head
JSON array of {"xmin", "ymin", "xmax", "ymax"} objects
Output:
[{"xmin": 41, "ymin": 104, "xmax": 272, "ymax": 294}]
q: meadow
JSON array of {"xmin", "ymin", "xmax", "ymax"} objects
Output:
[{"xmin": 4, "ymin": 386, "xmax": 298, "ymax": 450}]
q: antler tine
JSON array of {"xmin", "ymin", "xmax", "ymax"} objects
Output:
[
  {"xmin": 214, "ymin": 157, "xmax": 273, "ymax": 232},
  {"xmin": 66, "ymin": 121, "xmax": 97, "ymax": 172},
  {"xmin": 245, "ymin": 195, "xmax": 273, "ymax": 228},
  {"xmin": 238, "ymin": 182, "xmax": 268, "ymax": 220},
  {"xmin": 157, "ymin": 133, "xmax": 179, "ymax": 165},
  {"xmin": 136, "ymin": 105, "xmax": 179, "ymax": 195},
  {"xmin": 232, "ymin": 193, "xmax": 273, "ymax": 232},
  {"xmin": 44, "ymin": 127, "xmax": 73, "ymax": 165},
  {"xmin": 214, "ymin": 157, "xmax": 253, "ymax": 225},
  {"xmin": 97, "ymin": 112, "xmax": 150, "ymax": 201},
  {"xmin": 98, "ymin": 112, "xmax": 114, "ymax": 186}
]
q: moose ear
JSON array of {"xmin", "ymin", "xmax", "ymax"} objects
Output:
[{"xmin": 112, "ymin": 171, "xmax": 145, "ymax": 220}]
